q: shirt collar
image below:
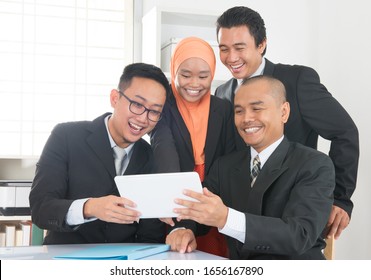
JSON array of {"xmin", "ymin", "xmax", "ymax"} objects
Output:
[
  {"xmin": 251, "ymin": 57, "xmax": 266, "ymax": 77},
  {"xmin": 236, "ymin": 58, "xmax": 266, "ymax": 87},
  {"xmin": 105, "ymin": 114, "xmax": 135, "ymax": 156},
  {"xmin": 250, "ymin": 135, "xmax": 284, "ymax": 169}
]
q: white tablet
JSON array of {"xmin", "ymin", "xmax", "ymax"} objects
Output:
[{"xmin": 114, "ymin": 172, "xmax": 203, "ymax": 218}]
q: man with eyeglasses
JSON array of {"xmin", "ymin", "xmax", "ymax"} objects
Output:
[{"xmin": 30, "ymin": 63, "xmax": 170, "ymax": 245}]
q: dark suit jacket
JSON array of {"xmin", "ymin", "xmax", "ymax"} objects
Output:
[
  {"xmin": 204, "ymin": 137, "xmax": 335, "ymax": 260},
  {"xmin": 150, "ymin": 90, "xmax": 236, "ymax": 175},
  {"xmin": 29, "ymin": 113, "xmax": 165, "ymax": 245},
  {"xmin": 215, "ymin": 58, "xmax": 359, "ymax": 217}
]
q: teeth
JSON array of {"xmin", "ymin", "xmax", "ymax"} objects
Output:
[
  {"xmin": 231, "ymin": 63, "xmax": 244, "ymax": 69},
  {"xmin": 130, "ymin": 122, "xmax": 143, "ymax": 131},
  {"xmin": 186, "ymin": 89, "xmax": 200, "ymax": 94},
  {"xmin": 245, "ymin": 127, "xmax": 260, "ymax": 133}
]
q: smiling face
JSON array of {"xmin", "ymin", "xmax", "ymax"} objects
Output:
[
  {"xmin": 109, "ymin": 76, "xmax": 166, "ymax": 148},
  {"xmin": 234, "ymin": 78, "xmax": 290, "ymax": 153},
  {"xmin": 218, "ymin": 25, "xmax": 266, "ymax": 80},
  {"xmin": 174, "ymin": 57, "xmax": 212, "ymax": 103}
]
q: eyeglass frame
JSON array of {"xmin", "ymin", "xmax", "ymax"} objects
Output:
[{"xmin": 117, "ymin": 90, "xmax": 163, "ymax": 122}]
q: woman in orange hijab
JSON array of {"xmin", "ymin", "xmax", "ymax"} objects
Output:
[{"xmin": 151, "ymin": 37, "xmax": 236, "ymax": 257}]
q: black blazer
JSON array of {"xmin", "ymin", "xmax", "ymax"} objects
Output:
[
  {"xmin": 204, "ymin": 137, "xmax": 335, "ymax": 259},
  {"xmin": 150, "ymin": 90, "xmax": 236, "ymax": 176},
  {"xmin": 29, "ymin": 113, "xmax": 165, "ymax": 245},
  {"xmin": 215, "ymin": 59, "xmax": 359, "ymax": 217}
]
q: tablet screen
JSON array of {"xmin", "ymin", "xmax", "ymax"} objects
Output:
[{"xmin": 114, "ymin": 172, "xmax": 202, "ymax": 218}]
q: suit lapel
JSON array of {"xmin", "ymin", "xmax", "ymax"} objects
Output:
[
  {"xmin": 168, "ymin": 95, "xmax": 193, "ymax": 156},
  {"xmin": 246, "ymin": 138, "xmax": 290, "ymax": 215},
  {"xmin": 204, "ymin": 98, "xmax": 221, "ymax": 172},
  {"xmin": 229, "ymin": 79, "xmax": 238, "ymax": 105},
  {"xmin": 86, "ymin": 113, "xmax": 116, "ymax": 179},
  {"xmin": 124, "ymin": 140, "xmax": 150, "ymax": 175},
  {"xmin": 263, "ymin": 58, "xmax": 275, "ymax": 76},
  {"xmin": 216, "ymin": 78, "xmax": 237, "ymax": 104},
  {"xmin": 230, "ymin": 152, "xmax": 252, "ymax": 211}
]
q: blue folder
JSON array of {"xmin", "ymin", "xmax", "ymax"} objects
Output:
[{"xmin": 53, "ymin": 244, "xmax": 170, "ymax": 260}]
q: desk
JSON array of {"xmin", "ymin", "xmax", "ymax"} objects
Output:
[{"xmin": 0, "ymin": 243, "xmax": 226, "ymax": 260}]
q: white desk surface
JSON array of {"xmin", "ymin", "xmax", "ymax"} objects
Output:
[{"xmin": 0, "ymin": 243, "xmax": 227, "ymax": 260}]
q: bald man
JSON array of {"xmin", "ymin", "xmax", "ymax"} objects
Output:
[{"xmin": 166, "ymin": 76, "xmax": 335, "ymax": 259}]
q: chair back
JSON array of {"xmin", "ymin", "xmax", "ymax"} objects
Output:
[{"xmin": 324, "ymin": 235, "xmax": 335, "ymax": 260}]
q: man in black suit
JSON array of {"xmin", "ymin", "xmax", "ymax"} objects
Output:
[
  {"xmin": 214, "ymin": 6, "xmax": 359, "ymax": 239},
  {"xmin": 167, "ymin": 76, "xmax": 335, "ymax": 259},
  {"xmin": 29, "ymin": 63, "xmax": 170, "ymax": 244}
]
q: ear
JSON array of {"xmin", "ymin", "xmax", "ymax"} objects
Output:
[
  {"xmin": 281, "ymin": 102, "xmax": 290, "ymax": 123},
  {"xmin": 258, "ymin": 39, "xmax": 267, "ymax": 55},
  {"xmin": 110, "ymin": 89, "xmax": 119, "ymax": 107}
]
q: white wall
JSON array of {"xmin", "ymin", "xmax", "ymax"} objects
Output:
[
  {"xmin": 317, "ymin": 0, "xmax": 371, "ymax": 260},
  {"xmin": 141, "ymin": 0, "xmax": 371, "ymax": 259}
]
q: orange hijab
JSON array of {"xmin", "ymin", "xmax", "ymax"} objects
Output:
[{"xmin": 170, "ymin": 37, "xmax": 216, "ymax": 170}]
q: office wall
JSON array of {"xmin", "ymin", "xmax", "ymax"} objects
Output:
[
  {"xmin": 140, "ymin": 0, "xmax": 371, "ymax": 259},
  {"xmin": 317, "ymin": 0, "xmax": 371, "ymax": 259}
]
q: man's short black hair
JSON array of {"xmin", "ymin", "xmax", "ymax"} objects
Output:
[
  {"xmin": 119, "ymin": 63, "xmax": 170, "ymax": 99},
  {"xmin": 216, "ymin": 6, "xmax": 267, "ymax": 56}
]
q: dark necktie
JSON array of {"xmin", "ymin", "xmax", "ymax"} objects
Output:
[{"xmin": 250, "ymin": 155, "xmax": 261, "ymax": 187}]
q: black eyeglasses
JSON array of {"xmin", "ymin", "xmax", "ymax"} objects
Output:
[{"xmin": 118, "ymin": 90, "xmax": 162, "ymax": 122}]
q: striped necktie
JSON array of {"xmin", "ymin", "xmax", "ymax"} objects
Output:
[{"xmin": 250, "ymin": 155, "xmax": 261, "ymax": 187}]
